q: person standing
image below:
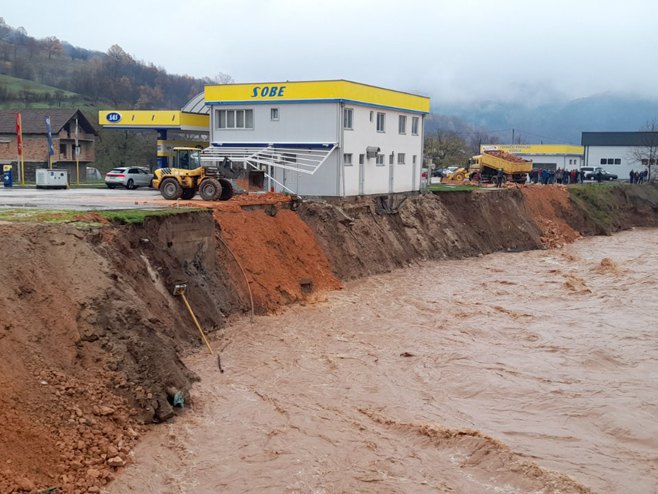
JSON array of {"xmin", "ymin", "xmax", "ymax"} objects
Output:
[{"xmin": 496, "ymin": 168, "xmax": 504, "ymax": 188}]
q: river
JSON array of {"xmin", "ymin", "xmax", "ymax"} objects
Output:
[{"xmin": 109, "ymin": 228, "xmax": 658, "ymax": 494}]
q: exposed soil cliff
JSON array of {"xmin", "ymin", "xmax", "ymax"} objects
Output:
[{"xmin": 1, "ymin": 183, "xmax": 657, "ymax": 492}]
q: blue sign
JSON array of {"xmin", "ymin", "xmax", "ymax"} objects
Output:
[{"xmin": 106, "ymin": 112, "xmax": 122, "ymax": 123}]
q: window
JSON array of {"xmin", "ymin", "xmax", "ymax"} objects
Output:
[
  {"xmin": 397, "ymin": 153, "xmax": 406, "ymax": 164},
  {"xmin": 217, "ymin": 109, "xmax": 254, "ymax": 129},
  {"xmin": 398, "ymin": 115, "xmax": 407, "ymax": 134},
  {"xmin": 614, "ymin": 158, "xmax": 621, "ymax": 165},
  {"xmin": 376, "ymin": 112, "xmax": 385, "ymax": 132},
  {"xmin": 376, "ymin": 154, "xmax": 384, "ymax": 166},
  {"xmin": 343, "ymin": 153, "xmax": 353, "ymax": 166},
  {"xmin": 411, "ymin": 117, "xmax": 419, "ymax": 135},
  {"xmin": 389, "ymin": 153, "xmax": 394, "ymax": 165},
  {"xmin": 359, "ymin": 154, "xmax": 365, "ymax": 165},
  {"xmin": 369, "ymin": 111, "xmax": 374, "ymax": 122},
  {"xmin": 344, "ymin": 108, "xmax": 353, "ymax": 129},
  {"xmin": 271, "ymin": 108, "xmax": 279, "ymax": 121},
  {"xmin": 412, "ymin": 155, "xmax": 417, "ymax": 165},
  {"xmin": 600, "ymin": 158, "xmax": 606, "ymax": 165}
]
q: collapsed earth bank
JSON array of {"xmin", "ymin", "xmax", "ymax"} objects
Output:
[{"xmin": 1, "ymin": 183, "xmax": 657, "ymax": 493}]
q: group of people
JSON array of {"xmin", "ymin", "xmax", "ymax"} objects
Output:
[
  {"xmin": 629, "ymin": 170, "xmax": 649, "ymax": 184},
  {"xmin": 528, "ymin": 168, "xmax": 585, "ymax": 185}
]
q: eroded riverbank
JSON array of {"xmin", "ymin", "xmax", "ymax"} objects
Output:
[{"xmin": 109, "ymin": 228, "xmax": 658, "ymax": 494}]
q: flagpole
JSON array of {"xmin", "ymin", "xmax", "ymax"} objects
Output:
[
  {"xmin": 45, "ymin": 115, "xmax": 54, "ymax": 170},
  {"xmin": 75, "ymin": 117, "xmax": 80, "ymax": 185},
  {"xmin": 16, "ymin": 112, "xmax": 24, "ymax": 184}
]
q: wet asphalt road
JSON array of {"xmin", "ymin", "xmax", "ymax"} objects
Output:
[{"xmin": 0, "ymin": 187, "xmax": 165, "ymax": 210}]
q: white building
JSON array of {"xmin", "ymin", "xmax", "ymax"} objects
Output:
[
  {"xmin": 203, "ymin": 80, "xmax": 430, "ymax": 196},
  {"xmin": 582, "ymin": 132, "xmax": 657, "ymax": 179},
  {"xmin": 481, "ymin": 144, "xmax": 584, "ymax": 170}
]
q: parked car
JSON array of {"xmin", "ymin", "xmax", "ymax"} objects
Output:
[
  {"xmin": 584, "ymin": 167, "xmax": 618, "ymax": 181},
  {"xmin": 105, "ymin": 167, "xmax": 154, "ymax": 189}
]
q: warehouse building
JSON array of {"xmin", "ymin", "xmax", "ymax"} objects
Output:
[
  {"xmin": 481, "ymin": 144, "xmax": 583, "ymax": 170},
  {"xmin": 203, "ymin": 80, "xmax": 430, "ymax": 196},
  {"xmin": 582, "ymin": 132, "xmax": 657, "ymax": 179}
]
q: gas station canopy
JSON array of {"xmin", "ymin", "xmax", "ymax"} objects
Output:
[{"xmin": 98, "ymin": 110, "xmax": 208, "ymax": 133}]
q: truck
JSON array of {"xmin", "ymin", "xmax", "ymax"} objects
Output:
[
  {"xmin": 153, "ymin": 147, "xmax": 239, "ymax": 201},
  {"xmin": 469, "ymin": 150, "xmax": 532, "ymax": 184}
]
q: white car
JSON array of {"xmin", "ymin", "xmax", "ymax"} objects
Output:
[{"xmin": 105, "ymin": 167, "xmax": 154, "ymax": 189}]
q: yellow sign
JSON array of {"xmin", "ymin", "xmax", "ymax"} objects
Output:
[
  {"xmin": 481, "ymin": 144, "xmax": 584, "ymax": 155},
  {"xmin": 205, "ymin": 80, "xmax": 430, "ymax": 113},
  {"xmin": 98, "ymin": 110, "xmax": 209, "ymax": 131},
  {"xmin": 3, "ymin": 164, "xmax": 12, "ymax": 172}
]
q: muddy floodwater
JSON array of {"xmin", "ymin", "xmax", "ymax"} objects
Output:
[{"xmin": 109, "ymin": 229, "xmax": 658, "ymax": 494}]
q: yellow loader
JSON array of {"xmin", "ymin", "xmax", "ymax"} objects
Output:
[{"xmin": 152, "ymin": 147, "xmax": 235, "ymax": 201}]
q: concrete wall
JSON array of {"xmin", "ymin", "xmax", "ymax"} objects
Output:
[
  {"xmin": 342, "ymin": 104, "xmax": 423, "ymax": 195},
  {"xmin": 584, "ymin": 145, "xmax": 642, "ymax": 179},
  {"xmin": 210, "ymin": 103, "xmax": 339, "ymax": 143},
  {"xmin": 515, "ymin": 153, "xmax": 582, "ymax": 170}
]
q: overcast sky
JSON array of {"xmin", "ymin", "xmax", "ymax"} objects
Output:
[{"xmin": 4, "ymin": 0, "xmax": 657, "ymax": 104}]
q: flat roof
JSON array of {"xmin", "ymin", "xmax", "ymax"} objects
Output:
[
  {"xmin": 98, "ymin": 110, "xmax": 208, "ymax": 132},
  {"xmin": 205, "ymin": 79, "xmax": 430, "ymax": 114},
  {"xmin": 582, "ymin": 131, "xmax": 658, "ymax": 147},
  {"xmin": 481, "ymin": 144, "xmax": 584, "ymax": 155}
]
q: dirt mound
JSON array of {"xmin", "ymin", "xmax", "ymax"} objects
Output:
[
  {"xmin": 0, "ymin": 223, "xmax": 147, "ymax": 493},
  {"xmin": 484, "ymin": 149, "xmax": 531, "ymax": 164},
  {"xmin": 300, "ymin": 190, "xmax": 544, "ymax": 280},
  {"xmin": 213, "ymin": 205, "xmax": 341, "ymax": 312},
  {"xmin": 147, "ymin": 191, "xmax": 292, "ymax": 212},
  {"xmin": 0, "ymin": 214, "xmax": 240, "ymax": 493},
  {"xmin": 521, "ymin": 185, "xmax": 581, "ymax": 248}
]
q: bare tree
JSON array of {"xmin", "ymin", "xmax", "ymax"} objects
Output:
[
  {"xmin": 203, "ymin": 72, "xmax": 234, "ymax": 85},
  {"xmin": 630, "ymin": 119, "xmax": 658, "ymax": 180},
  {"xmin": 43, "ymin": 36, "xmax": 63, "ymax": 59},
  {"xmin": 424, "ymin": 131, "xmax": 470, "ymax": 169}
]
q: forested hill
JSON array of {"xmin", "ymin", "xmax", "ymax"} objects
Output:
[{"xmin": 0, "ymin": 17, "xmax": 213, "ymax": 110}]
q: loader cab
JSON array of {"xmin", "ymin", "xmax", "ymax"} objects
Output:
[{"xmin": 172, "ymin": 147, "xmax": 202, "ymax": 170}]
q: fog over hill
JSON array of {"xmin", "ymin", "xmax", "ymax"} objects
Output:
[
  {"xmin": 2, "ymin": 15, "xmax": 656, "ymax": 149},
  {"xmin": 431, "ymin": 93, "xmax": 658, "ymax": 145}
]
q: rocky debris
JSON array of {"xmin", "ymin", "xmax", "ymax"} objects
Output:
[
  {"xmin": 484, "ymin": 149, "xmax": 530, "ymax": 164},
  {"xmin": 106, "ymin": 456, "xmax": 126, "ymax": 468}
]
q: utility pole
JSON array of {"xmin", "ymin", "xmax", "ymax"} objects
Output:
[{"xmin": 512, "ymin": 128, "xmax": 515, "ymax": 144}]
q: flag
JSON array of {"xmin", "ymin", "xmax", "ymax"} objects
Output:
[
  {"xmin": 45, "ymin": 115, "xmax": 54, "ymax": 156},
  {"xmin": 74, "ymin": 117, "xmax": 79, "ymax": 157},
  {"xmin": 16, "ymin": 112, "xmax": 22, "ymax": 157}
]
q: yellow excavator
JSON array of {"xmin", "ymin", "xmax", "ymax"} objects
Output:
[{"xmin": 152, "ymin": 147, "xmax": 236, "ymax": 201}]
